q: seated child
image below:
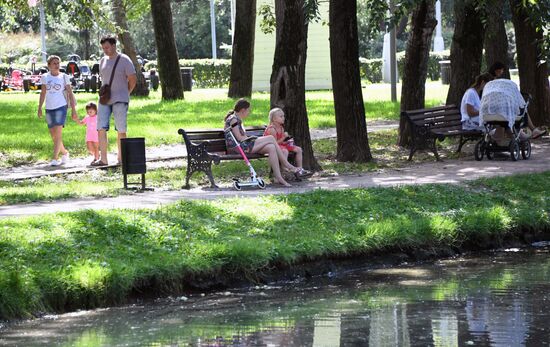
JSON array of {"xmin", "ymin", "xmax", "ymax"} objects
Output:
[
  {"xmin": 76, "ymin": 102, "xmax": 100, "ymax": 165},
  {"xmin": 264, "ymin": 107, "xmax": 308, "ymax": 174}
]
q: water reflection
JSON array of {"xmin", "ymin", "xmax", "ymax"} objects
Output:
[{"xmin": 1, "ymin": 245, "xmax": 549, "ymax": 346}]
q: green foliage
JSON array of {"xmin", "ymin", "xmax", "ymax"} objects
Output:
[
  {"xmin": 396, "ymin": 50, "xmax": 451, "ymax": 81},
  {"xmin": 359, "ymin": 58, "xmax": 383, "ymax": 83},
  {"xmin": 144, "ymin": 58, "xmax": 231, "ymax": 88}
]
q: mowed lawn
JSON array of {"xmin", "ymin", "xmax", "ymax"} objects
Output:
[{"xmin": 0, "ymin": 83, "xmax": 449, "ymax": 165}]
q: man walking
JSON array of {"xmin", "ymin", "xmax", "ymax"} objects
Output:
[{"xmin": 93, "ymin": 35, "xmax": 137, "ymax": 166}]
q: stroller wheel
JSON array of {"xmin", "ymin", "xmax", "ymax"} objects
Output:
[
  {"xmin": 474, "ymin": 140, "xmax": 485, "ymax": 161},
  {"xmin": 509, "ymin": 140, "xmax": 520, "ymax": 161},
  {"xmin": 486, "ymin": 143, "xmax": 495, "ymax": 160},
  {"xmin": 232, "ymin": 180, "xmax": 242, "ymax": 191},
  {"xmin": 257, "ymin": 178, "xmax": 266, "ymax": 189},
  {"xmin": 521, "ymin": 140, "xmax": 531, "ymax": 160}
]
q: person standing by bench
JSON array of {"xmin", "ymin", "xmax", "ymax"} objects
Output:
[
  {"xmin": 224, "ymin": 99, "xmax": 311, "ymax": 187},
  {"xmin": 460, "ymin": 73, "xmax": 494, "ymax": 131}
]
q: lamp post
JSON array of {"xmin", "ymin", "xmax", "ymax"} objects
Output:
[{"xmin": 209, "ymin": 0, "xmax": 217, "ymax": 60}]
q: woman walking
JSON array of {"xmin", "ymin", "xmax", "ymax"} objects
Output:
[{"xmin": 37, "ymin": 55, "xmax": 78, "ymax": 166}]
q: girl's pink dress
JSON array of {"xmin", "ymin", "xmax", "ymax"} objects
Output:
[{"xmin": 82, "ymin": 115, "xmax": 99, "ymax": 143}]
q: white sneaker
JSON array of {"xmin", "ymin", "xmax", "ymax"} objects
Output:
[
  {"xmin": 50, "ymin": 159, "xmax": 62, "ymax": 166},
  {"xmin": 61, "ymin": 153, "xmax": 69, "ymax": 164}
]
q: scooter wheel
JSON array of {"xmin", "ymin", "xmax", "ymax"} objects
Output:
[
  {"xmin": 233, "ymin": 180, "xmax": 241, "ymax": 191},
  {"xmin": 257, "ymin": 178, "xmax": 266, "ymax": 189}
]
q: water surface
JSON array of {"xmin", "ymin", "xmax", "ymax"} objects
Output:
[{"xmin": 1, "ymin": 243, "xmax": 549, "ymax": 346}]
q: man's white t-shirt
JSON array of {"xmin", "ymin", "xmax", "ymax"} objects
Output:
[{"xmin": 40, "ymin": 73, "xmax": 70, "ymax": 110}]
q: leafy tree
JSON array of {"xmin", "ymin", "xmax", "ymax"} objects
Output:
[
  {"xmin": 330, "ymin": 0, "xmax": 372, "ymax": 162},
  {"xmin": 270, "ymin": 0, "xmax": 320, "ymax": 171},
  {"xmin": 150, "ymin": 0, "xmax": 183, "ymax": 100},
  {"xmin": 445, "ymin": 0, "xmax": 485, "ymax": 106},
  {"xmin": 228, "ymin": 0, "xmax": 256, "ymax": 98},
  {"xmin": 398, "ymin": 0, "xmax": 437, "ymax": 147},
  {"xmin": 112, "ymin": 0, "xmax": 149, "ymax": 96},
  {"xmin": 510, "ymin": 0, "xmax": 549, "ymax": 126},
  {"xmin": 484, "ymin": 0, "xmax": 509, "ymax": 78}
]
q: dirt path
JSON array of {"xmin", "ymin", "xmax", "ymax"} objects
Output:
[{"xmin": 1, "ymin": 138, "xmax": 548, "ymax": 219}]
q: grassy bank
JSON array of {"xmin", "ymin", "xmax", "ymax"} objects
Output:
[
  {"xmin": 0, "ymin": 85, "xmax": 448, "ymax": 166},
  {"xmin": 1, "ymin": 172, "xmax": 549, "ymax": 320}
]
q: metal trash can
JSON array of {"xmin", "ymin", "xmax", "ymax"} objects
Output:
[
  {"xmin": 180, "ymin": 67, "xmax": 193, "ymax": 91},
  {"xmin": 120, "ymin": 137, "xmax": 146, "ymax": 189},
  {"xmin": 439, "ymin": 60, "xmax": 451, "ymax": 85}
]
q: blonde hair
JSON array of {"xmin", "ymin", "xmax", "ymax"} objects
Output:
[{"xmin": 268, "ymin": 107, "xmax": 284, "ymax": 124}]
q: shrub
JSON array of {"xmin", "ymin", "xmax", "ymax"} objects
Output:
[
  {"xmin": 144, "ymin": 59, "xmax": 231, "ymax": 88},
  {"xmin": 396, "ymin": 50, "xmax": 451, "ymax": 81},
  {"xmin": 359, "ymin": 58, "xmax": 383, "ymax": 84}
]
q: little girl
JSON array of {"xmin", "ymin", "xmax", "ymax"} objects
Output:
[
  {"xmin": 264, "ymin": 107, "xmax": 306, "ymax": 172},
  {"xmin": 77, "ymin": 102, "xmax": 99, "ymax": 164}
]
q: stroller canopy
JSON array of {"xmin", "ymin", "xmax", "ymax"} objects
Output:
[{"xmin": 480, "ymin": 79, "xmax": 525, "ymax": 129}]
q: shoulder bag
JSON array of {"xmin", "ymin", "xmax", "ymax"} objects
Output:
[{"xmin": 99, "ymin": 55, "xmax": 121, "ymax": 105}]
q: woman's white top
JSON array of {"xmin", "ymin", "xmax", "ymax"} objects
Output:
[
  {"xmin": 460, "ymin": 88, "xmax": 481, "ymax": 130},
  {"xmin": 40, "ymin": 73, "xmax": 70, "ymax": 110}
]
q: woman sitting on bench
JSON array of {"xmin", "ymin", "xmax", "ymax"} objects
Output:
[
  {"xmin": 460, "ymin": 73, "xmax": 494, "ymax": 131},
  {"xmin": 224, "ymin": 98, "xmax": 311, "ymax": 187}
]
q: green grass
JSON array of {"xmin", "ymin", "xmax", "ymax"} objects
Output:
[
  {"xmin": 0, "ymin": 171, "xmax": 548, "ymax": 320},
  {"xmin": 0, "ymin": 83, "xmax": 449, "ymax": 166},
  {"xmin": 0, "ymin": 129, "xmax": 467, "ymax": 206}
]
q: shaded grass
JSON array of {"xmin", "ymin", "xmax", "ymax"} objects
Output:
[
  {"xmin": 0, "ymin": 84, "xmax": 449, "ymax": 166},
  {"xmin": 0, "ymin": 129, "xmax": 466, "ymax": 206},
  {"xmin": 0, "ymin": 172, "xmax": 549, "ymax": 320}
]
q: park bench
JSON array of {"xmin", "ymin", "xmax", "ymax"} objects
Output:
[
  {"xmin": 178, "ymin": 126, "xmax": 269, "ymax": 189},
  {"xmin": 402, "ymin": 104, "xmax": 482, "ymax": 161}
]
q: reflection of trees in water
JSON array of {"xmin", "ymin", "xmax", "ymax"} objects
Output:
[{"xmin": 3, "ymin": 251, "xmax": 549, "ymax": 346}]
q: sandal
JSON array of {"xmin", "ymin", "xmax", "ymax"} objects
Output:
[
  {"xmin": 294, "ymin": 168, "xmax": 313, "ymax": 179},
  {"xmin": 90, "ymin": 160, "xmax": 108, "ymax": 167},
  {"xmin": 532, "ymin": 127, "xmax": 548, "ymax": 139}
]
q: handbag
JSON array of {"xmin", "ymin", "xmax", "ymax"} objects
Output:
[{"xmin": 99, "ymin": 55, "xmax": 121, "ymax": 105}]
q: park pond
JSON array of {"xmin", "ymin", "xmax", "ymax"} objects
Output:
[{"xmin": 1, "ymin": 242, "xmax": 549, "ymax": 346}]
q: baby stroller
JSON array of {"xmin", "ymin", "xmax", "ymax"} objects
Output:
[{"xmin": 474, "ymin": 93, "xmax": 532, "ymax": 162}]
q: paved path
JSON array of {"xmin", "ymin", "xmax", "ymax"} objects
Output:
[
  {"xmin": 1, "ymin": 137, "xmax": 549, "ymax": 219},
  {"xmin": 0, "ymin": 122, "xmax": 398, "ymax": 181}
]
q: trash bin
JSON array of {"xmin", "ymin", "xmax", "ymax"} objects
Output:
[
  {"xmin": 439, "ymin": 60, "xmax": 451, "ymax": 85},
  {"xmin": 120, "ymin": 137, "xmax": 146, "ymax": 189},
  {"xmin": 181, "ymin": 67, "xmax": 193, "ymax": 91}
]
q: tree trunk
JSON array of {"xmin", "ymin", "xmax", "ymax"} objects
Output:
[
  {"xmin": 484, "ymin": 0, "xmax": 510, "ymax": 78},
  {"xmin": 150, "ymin": 0, "xmax": 184, "ymax": 100},
  {"xmin": 228, "ymin": 0, "xmax": 256, "ymax": 98},
  {"xmin": 398, "ymin": 0, "xmax": 437, "ymax": 147},
  {"xmin": 329, "ymin": 0, "xmax": 372, "ymax": 162},
  {"xmin": 445, "ymin": 0, "xmax": 485, "ymax": 106},
  {"xmin": 112, "ymin": 0, "xmax": 149, "ymax": 97},
  {"xmin": 270, "ymin": 0, "xmax": 320, "ymax": 171},
  {"xmin": 79, "ymin": 29, "xmax": 90, "ymax": 60},
  {"xmin": 510, "ymin": 0, "xmax": 550, "ymax": 126}
]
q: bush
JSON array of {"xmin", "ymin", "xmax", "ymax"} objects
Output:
[
  {"xmin": 359, "ymin": 58, "xmax": 383, "ymax": 84},
  {"xmin": 397, "ymin": 50, "xmax": 450, "ymax": 81},
  {"xmin": 144, "ymin": 59, "xmax": 231, "ymax": 88}
]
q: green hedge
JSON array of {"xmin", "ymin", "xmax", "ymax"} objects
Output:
[
  {"xmin": 359, "ymin": 58, "xmax": 383, "ymax": 84},
  {"xmin": 144, "ymin": 59, "xmax": 231, "ymax": 88},
  {"xmin": 396, "ymin": 50, "xmax": 450, "ymax": 81}
]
